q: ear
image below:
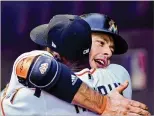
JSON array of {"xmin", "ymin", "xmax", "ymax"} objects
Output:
[
  {"xmin": 50, "ymin": 51, "xmax": 61, "ymax": 61},
  {"xmin": 46, "ymin": 47, "xmax": 62, "ymax": 62}
]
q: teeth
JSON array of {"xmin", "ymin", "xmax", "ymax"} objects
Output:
[
  {"xmin": 96, "ymin": 60, "xmax": 104, "ymax": 65},
  {"xmin": 99, "ymin": 60, "xmax": 104, "ymax": 64}
]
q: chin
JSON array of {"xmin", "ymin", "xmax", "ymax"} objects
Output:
[{"xmin": 90, "ymin": 64, "xmax": 97, "ymax": 68}]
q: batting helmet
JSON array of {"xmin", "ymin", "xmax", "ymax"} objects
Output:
[
  {"xmin": 80, "ymin": 13, "xmax": 128, "ymax": 54},
  {"xmin": 30, "ymin": 14, "xmax": 92, "ymax": 60}
]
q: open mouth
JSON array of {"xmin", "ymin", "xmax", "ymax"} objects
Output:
[{"xmin": 94, "ymin": 59, "xmax": 108, "ymax": 68}]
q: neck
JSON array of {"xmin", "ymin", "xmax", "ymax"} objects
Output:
[
  {"xmin": 65, "ymin": 59, "xmax": 90, "ymax": 72},
  {"xmin": 69, "ymin": 62, "xmax": 87, "ymax": 72}
]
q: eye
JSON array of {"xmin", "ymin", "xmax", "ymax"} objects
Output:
[
  {"xmin": 96, "ymin": 40, "xmax": 104, "ymax": 46},
  {"xmin": 110, "ymin": 47, "xmax": 114, "ymax": 53},
  {"xmin": 100, "ymin": 41, "xmax": 105, "ymax": 46}
]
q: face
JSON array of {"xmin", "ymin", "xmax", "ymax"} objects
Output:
[{"xmin": 89, "ymin": 32, "xmax": 115, "ymax": 68}]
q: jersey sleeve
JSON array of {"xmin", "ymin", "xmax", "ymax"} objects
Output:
[{"xmin": 15, "ymin": 51, "xmax": 82, "ymax": 103}]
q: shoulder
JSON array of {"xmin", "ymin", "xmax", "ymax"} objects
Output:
[
  {"xmin": 107, "ymin": 64, "xmax": 130, "ymax": 81},
  {"xmin": 75, "ymin": 68, "xmax": 96, "ymax": 77},
  {"xmin": 107, "ymin": 64, "xmax": 128, "ymax": 73},
  {"xmin": 14, "ymin": 50, "xmax": 54, "ymax": 78},
  {"xmin": 14, "ymin": 50, "xmax": 53, "ymax": 65},
  {"xmin": 16, "ymin": 50, "xmax": 52, "ymax": 60}
]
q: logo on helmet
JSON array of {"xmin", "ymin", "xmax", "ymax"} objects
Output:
[
  {"xmin": 83, "ymin": 48, "xmax": 89, "ymax": 55},
  {"xmin": 108, "ymin": 20, "xmax": 118, "ymax": 34},
  {"xmin": 52, "ymin": 41, "xmax": 57, "ymax": 48}
]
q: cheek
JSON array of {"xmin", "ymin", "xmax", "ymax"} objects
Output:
[
  {"xmin": 108, "ymin": 60, "xmax": 110, "ymax": 65},
  {"xmin": 89, "ymin": 51, "xmax": 93, "ymax": 64},
  {"xmin": 89, "ymin": 47, "xmax": 96, "ymax": 61},
  {"xmin": 90, "ymin": 44, "xmax": 99, "ymax": 56},
  {"xmin": 89, "ymin": 43, "xmax": 101, "ymax": 65},
  {"xmin": 89, "ymin": 43, "xmax": 102, "ymax": 60},
  {"xmin": 89, "ymin": 49, "xmax": 97, "ymax": 67}
]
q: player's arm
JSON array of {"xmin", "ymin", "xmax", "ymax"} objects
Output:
[
  {"xmin": 15, "ymin": 54, "xmax": 150, "ymax": 115},
  {"xmin": 72, "ymin": 82, "xmax": 107, "ymax": 114},
  {"xmin": 15, "ymin": 53, "xmax": 107, "ymax": 114}
]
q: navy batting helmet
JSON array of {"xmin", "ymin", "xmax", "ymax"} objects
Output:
[
  {"xmin": 30, "ymin": 14, "xmax": 92, "ymax": 60},
  {"xmin": 80, "ymin": 13, "xmax": 128, "ymax": 54}
]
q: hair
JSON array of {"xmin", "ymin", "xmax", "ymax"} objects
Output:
[
  {"xmin": 67, "ymin": 56, "xmax": 89, "ymax": 72},
  {"xmin": 92, "ymin": 32, "xmax": 115, "ymax": 51},
  {"xmin": 36, "ymin": 45, "xmax": 46, "ymax": 50},
  {"xmin": 92, "ymin": 32, "xmax": 114, "ymax": 44}
]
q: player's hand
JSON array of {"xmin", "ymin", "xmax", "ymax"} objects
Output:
[{"xmin": 101, "ymin": 81, "xmax": 151, "ymax": 116}]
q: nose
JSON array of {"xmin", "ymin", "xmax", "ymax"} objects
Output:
[{"xmin": 100, "ymin": 44, "xmax": 112, "ymax": 58}]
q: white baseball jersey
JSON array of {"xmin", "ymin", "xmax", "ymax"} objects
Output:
[{"xmin": 0, "ymin": 50, "xmax": 132, "ymax": 116}]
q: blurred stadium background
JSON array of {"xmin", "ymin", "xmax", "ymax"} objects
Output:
[{"xmin": 1, "ymin": 1, "xmax": 154, "ymax": 114}]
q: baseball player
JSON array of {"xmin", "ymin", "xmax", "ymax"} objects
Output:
[
  {"xmin": 0, "ymin": 15, "xmax": 149, "ymax": 116},
  {"xmin": 75, "ymin": 13, "xmax": 131, "ymax": 115},
  {"xmin": 78, "ymin": 13, "xmax": 132, "ymax": 98},
  {"xmin": 78, "ymin": 13, "xmax": 150, "ymax": 116}
]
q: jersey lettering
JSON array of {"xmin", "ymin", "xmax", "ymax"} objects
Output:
[
  {"xmin": 98, "ymin": 85, "xmax": 108, "ymax": 95},
  {"xmin": 97, "ymin": 82, "xmax": 121, "ymax": 95}
]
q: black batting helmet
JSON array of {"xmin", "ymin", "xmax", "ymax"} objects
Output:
[{"xmin": 80, "ymin": 13, "xmax": 128, "ymax": 54}]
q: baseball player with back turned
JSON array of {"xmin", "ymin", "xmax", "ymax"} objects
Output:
[{"xmin": 0, "ymin": 14, "xmax": 150, "ymax": 116}]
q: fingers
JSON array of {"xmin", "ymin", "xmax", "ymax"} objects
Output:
[
  {"xmin": 128, "ymin": 99, "xmax": 148, "ymax": 110},
  {"xmin": 116, "ymin": 80, "xmax": 129, "ymax": 93},
  {"xmin": 127, "ymin": 105, "xmax": 151, "ymax": 116}
]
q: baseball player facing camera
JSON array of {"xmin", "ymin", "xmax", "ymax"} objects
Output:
[{"xmin": 1, "ymin": 14, "xmax": 150, "ymax": 116}]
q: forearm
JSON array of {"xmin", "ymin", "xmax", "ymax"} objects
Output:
[{"xmin": 72, "ymin": 83, "xmax": 107, "ymax": 114}]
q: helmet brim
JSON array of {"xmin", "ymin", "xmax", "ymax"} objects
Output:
[{"xmin": 30, "ymin": 24, "xmax": 49, "ymax": 47}]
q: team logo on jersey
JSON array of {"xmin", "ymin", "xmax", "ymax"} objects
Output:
[
  {"xmin": 83, "ymin": 48, "xmax": 89, "ymax": 55},
  {"xmin": 108, "ymin": 20, "xmax": 118, "ymax": 33},
  {"xmin": 71, "ymin": 75, "xmax": 78, "ymax": 85},
  {"xmin": 39, "ymin": 63, "xmax": 48, "ymax": 74}
]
